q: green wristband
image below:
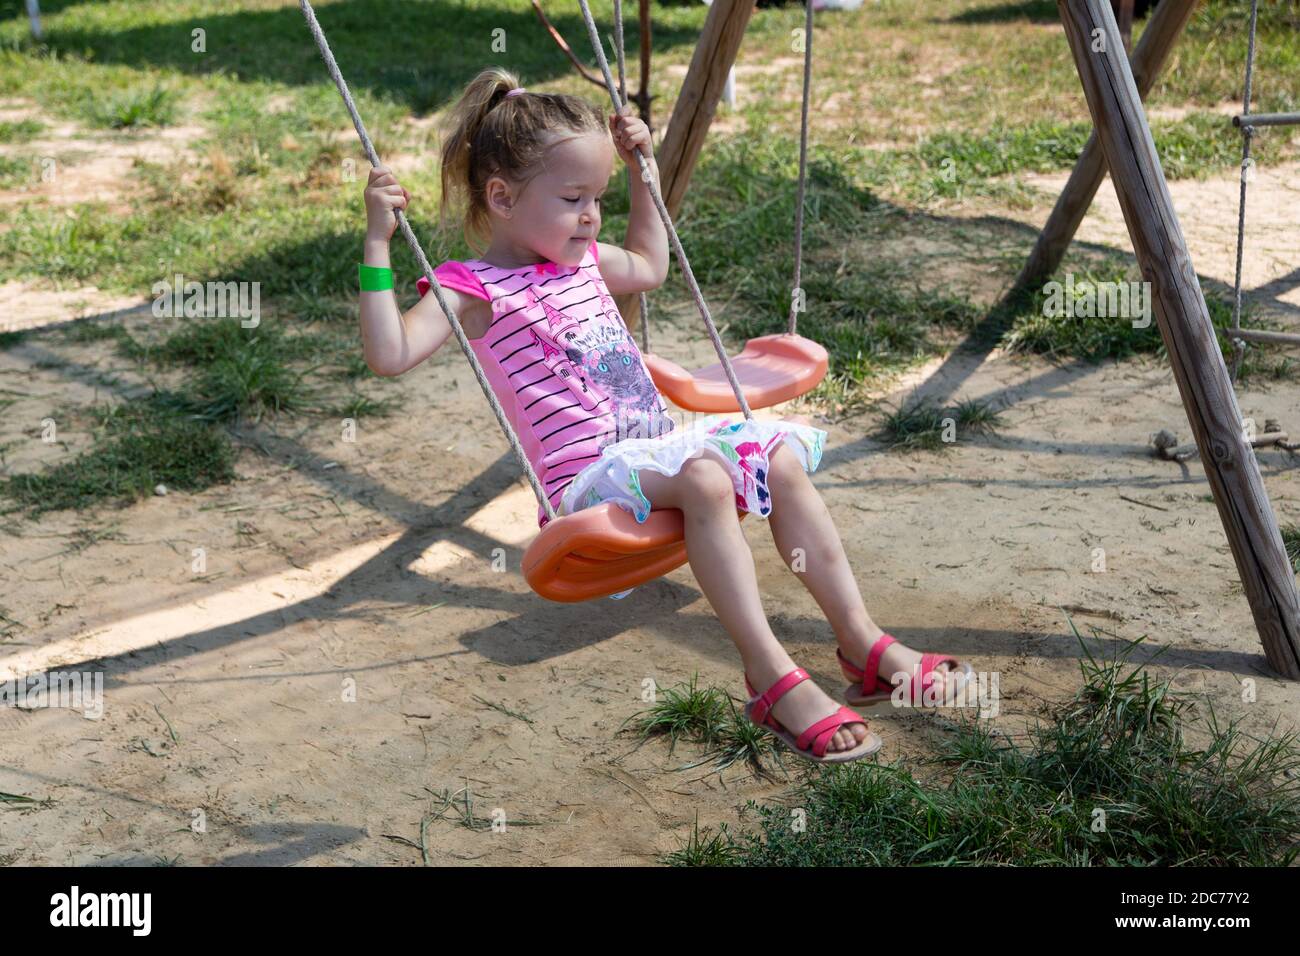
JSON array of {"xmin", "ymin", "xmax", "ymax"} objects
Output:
[{"xmin": 358, "ymin": 263, "xmax": 393, "ymax": 292}]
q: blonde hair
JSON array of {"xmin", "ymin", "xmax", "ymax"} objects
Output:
[{"xmin": 439, "ymin": 68, "xmax": 608, "ymax": 255}]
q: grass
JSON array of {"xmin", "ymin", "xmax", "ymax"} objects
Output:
[
  {"xmin": 1, "ymin": 397, "xmax": 239, "ymax": 518},
  {"xmin": 997, "ymin": 262, "xmax": 1298, "ymax": 383},
  {"xmin": 0, "ymin": 154, "xmax": 30, "ymax": 187},
  {"xmin": 1000, "ymin": 264, "xmax": 1167, "ymax": 362},
  {"xmin": 877, "ymin": 395, "xmax": 1004, "ymax": 451},
  {"xmin": 0, "ymin": 117, "xmax": 42, "ymax": 142},
  {"xmin": 623, "ymin": 673, "xmax": 782, "ymax": 775},
  {"xmin": 81, "ymin": 84, "xmax": 176, "ymax": 129},
  {"xmin": 0, "ymin": 306, "xmax": 397, "ymax": 515},
  {"xmin": 666, "ymin": 626, "xmax": 1300, "ymax": 866},
  {"xmin": 1282, "ymin": 524, "xmax": 1300, "ymax": 573}
]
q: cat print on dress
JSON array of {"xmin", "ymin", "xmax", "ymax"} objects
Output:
[
  {"xmin": 588, "ymin": 284, "xmax": 675, "ymax": 441},
  {"xmin": 525, "ymin": 287, "xmax": 603, "ymax": 411}
]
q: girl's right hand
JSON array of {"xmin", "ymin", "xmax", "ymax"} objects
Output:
[{"xmin": 364, "ymin": 165, "xmax": 411, "ymax": 241}]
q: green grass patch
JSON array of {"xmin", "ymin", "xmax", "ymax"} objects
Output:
[
  {"xmin": 668, "ymin": 627, "xmax": 1300, "ymax": 866},
  {"xmin": 878, "ymin": 395, "xmax": 1004, "ymax": 451},
  {"xmin": 82, "ymin": 85, "xmax": 176, "ymax": 130},
  {"xmin": 131, "ymin": 318, "xmax": 333, "ymax": 425},
  {"xmin": 1282, "ymin": 525, "xmax": 1300, "ymax": 574},
  {"xmin": 1000, "ymin": 266, "xmax": 1164, "ymax": 362},
  {"xmin": 0, "ymin": 118, "xmax": 42, "ymax": 142},
  {"xmin": 0, "ymin": 154, "xmax": 30, "ymax": 187},
  {"xmin": 1, "ymin": 397, "xmax": 238, "ymax": 518},
  {"xmin": 624, "ymin": 673, "xmax": 782, "ymax": 776}
]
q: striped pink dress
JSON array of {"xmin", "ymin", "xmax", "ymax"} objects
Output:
[{"xmin": 418, "ymin": 240, "xmax": 675, "ymax": 527}]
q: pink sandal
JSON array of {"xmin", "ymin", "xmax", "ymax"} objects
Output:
[
  {"xmin": 743, "ymin": 668, "xmax": 882, "ymax": 764},
  {"xmin": 837, "ymin": 633, "xmax": 975, "ymax": 711}
]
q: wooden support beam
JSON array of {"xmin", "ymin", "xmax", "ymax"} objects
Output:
[
  {"xmin": 1013, "ymin": 0, "xmax": 1197, "ymax": 293},
  {"xmin": 617, "ymin": 0, "xmax": 753, "ymax": 334},
  {"xmin": 1058, "ymin": 0, "xmax": 1300, "ymax": 677},
  {"xmin": 657, "ymin": 0, "xmax": 752, "ymax": 217},
  {"xmin": 636, "ymin": 0, "xmax": 652, "ymax": 127},
  {"xmin": 1114, "ymin": 0, "xmax": 1135, "ymax": 52}
]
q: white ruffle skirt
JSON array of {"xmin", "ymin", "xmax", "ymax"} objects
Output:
[{"xmin": 558, "ymin": 413, "xmax": 827, "ymax": 526}]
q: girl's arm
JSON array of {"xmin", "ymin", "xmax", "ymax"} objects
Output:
[
  {"xmin": 597, "ymin": 107, "xmax": 669, "ymax": 296},
  {"xmin": 359, "ymin": 165, "xmax": 473, "ymax": 377}
]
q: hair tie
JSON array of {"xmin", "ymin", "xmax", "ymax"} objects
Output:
[{"xmin": 505, "ymin": 87, "xmax": 526, "ymax": 98}]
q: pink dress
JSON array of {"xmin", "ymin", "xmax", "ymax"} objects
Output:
[{"xmin": 419, "ymin": 240, "xmax": 675, "ymax": 527}]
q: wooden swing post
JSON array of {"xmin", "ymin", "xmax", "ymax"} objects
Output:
[
  {"xmin": 1058, "ymin": 0, "xmax": 1300, "ymax": 677},
  {"xmin": 617, "ymin": 0, "xmax": 754, "ymax": 334},
  {"xmin": 1014, "ymin": 0, "xmax": 1197, "ymax": 293}
]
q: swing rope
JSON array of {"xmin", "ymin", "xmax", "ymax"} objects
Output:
[
  {"xmin": 297, "ymin": 0, "xmax": 558, "ymax": 517},
  {"xmin": 615, "ymin": 0, "xmax": 816, "ymax": 350},
  {"xmin": 788, "ymin": 0, "xmax": 813, "ymax": 336},
  {"xmin": 1229, "ymin": 0, "xmax": 1260, "ymax": 384},
  {"xmin": 575, "ymin": 0, "xmax": 754, "ymax": 419},
  {"xmin": 611, "ymin": 0, "xmax": 652, "ymax": 357}
]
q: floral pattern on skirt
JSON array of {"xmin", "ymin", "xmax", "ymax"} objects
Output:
[{"xmin": 558, "ymin": 414, "xmax": 826, "ymax": 525}]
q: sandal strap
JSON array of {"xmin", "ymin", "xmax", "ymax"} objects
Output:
[
  {"xmin": 912, "ymin": 653, "xmax": 961, "ymax": 704},
  {"xmin": 748, "ymin": 667, "xmax": 811, "ymax": 725},
  {"xmin": 861, "ymin": 632, "xmax": 896, "ymax": 692},
  {"xmin": 797, "ymin": 706, "xmax": 865, "ymax": 756}
]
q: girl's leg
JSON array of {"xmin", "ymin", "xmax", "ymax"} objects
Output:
[
  {"xmin": 636, "ymin": 449, "xmax": 868, "ymax": 753},
  {"xmin": 763, "ymin": 439, "xmax": 963, "ymax": 697}
]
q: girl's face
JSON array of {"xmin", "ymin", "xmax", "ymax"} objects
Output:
[{"xmin": 488, "ymin": 129, "xmax": 614, "ymax": 267}]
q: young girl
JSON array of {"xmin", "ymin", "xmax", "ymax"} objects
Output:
[{"xmin": 357, "ymin": 68, "xmax": 973, "ymax": 763}]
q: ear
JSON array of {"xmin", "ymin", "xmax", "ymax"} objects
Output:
[{"xmin": 484, "ymin": 174, "xmax": 515, "ymax": 219}]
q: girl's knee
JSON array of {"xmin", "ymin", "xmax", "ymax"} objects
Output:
[
  {"xmin": 679, "ymin": 457, "xmax": 735, "ymax": 512},
  {"xmin": 769, "ymin": 442, "xmax": 808, "ymax": 488}
]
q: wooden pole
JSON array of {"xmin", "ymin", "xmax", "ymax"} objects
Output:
[
  {"xmin": 1114, "ymin": 0, "xmax": 1135, "ymax": 52},
  {"xmin": 657, "ymin": 0, "xmax": 752, "ymax": 217},
  {"xmin": 1013, "ymin": 0, "xmax": 1197, "ymax": 293},
  {"xmin": 617, "ymin": 0, "xmax": 753, "ymax": 334},
  {"xmin": 637, "ymin": 0, "xmax": 652, "ymax": 126},
  {"xmin": 1058, "ymin": 0, "xmax": 1300, "ymax": 677}
]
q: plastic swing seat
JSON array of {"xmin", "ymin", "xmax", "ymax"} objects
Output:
[
  {"xmin": 522, "ymin": 503, "xmax": 748, "ymax": 602},
  {"xmin": 644, "ymin": 333, "xmax": 829, "ymax": 414},
  {"xmin": 522, "ymin": 505, "xmax": 684, "ymax": 603}
]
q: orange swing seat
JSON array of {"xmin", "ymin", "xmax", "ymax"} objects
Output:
[
  {"xmin": 522, "ymin": 503, "xmax": 748, "ymax": 602},
  {"xmin": 644, "ymin": 333, "xmax": 829, "ymax": 414},
  {"xmin": 522, "ymin": 505, "xmax": 684, "ymax": 603}
]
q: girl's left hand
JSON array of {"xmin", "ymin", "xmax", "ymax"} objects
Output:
[{"xmin": 610, "ymin": 105, "xmax": 653, "ymax": 167}]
